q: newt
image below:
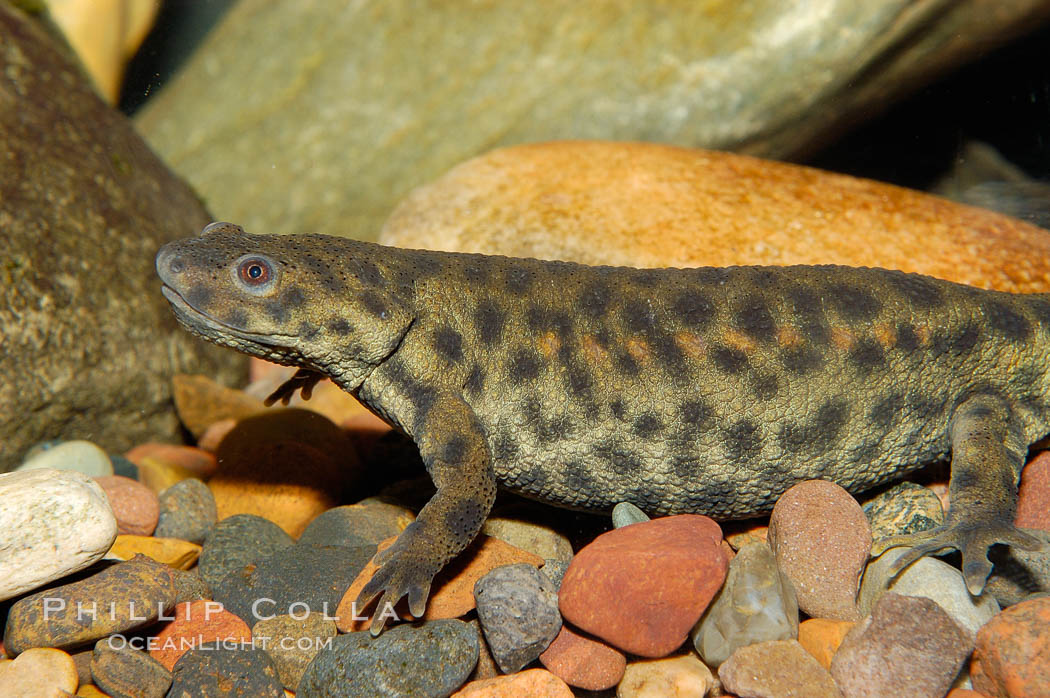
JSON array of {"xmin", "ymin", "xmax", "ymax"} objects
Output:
[{"xmin": 157, "ymin": 222, "xmax": 1049, "ymax": 632}]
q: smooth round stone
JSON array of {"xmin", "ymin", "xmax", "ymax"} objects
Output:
[
  {"xmin": 298, "ymin": 619, "xmax": 479, "ymax": 698},
  {"xmin": 720, "ymin": 640, "xmax": 839, "ymax": 698},
  {"xmin": 170, "ymin": 643, "xmax": 283, "ymax": 697},
  {"xmin": 252, "ymin": 613, "xmax": 337, "ymax": 691},
  {"xmin": 91, "ymin": 638, "xmax": 172, "ymax": 698},
  {"xmin": 155, "ymin": 478, "xmax": 218, "ymax": 544},
  {"xmin": 618, "ymin": 654, "xmax": 715, "ymax": 698},
  {"xmin": 452, "ymin": 668, "xmax": 573, "ymax": 697},
  {"xmin": 1017, "ymin": 451, "xmax": 1050, "ymax": 531},
  {"xmin": 94, "ymin": 475, "xmax": 159, "ymax": 536},
  {"xmin": 972, "ymin": 596, "xmax": 1050, "ymax": 697},
  {"xmin": 481, "ymin": 515, "xmax": 573, "ymax": 561},
  {"xmin": 197, "ymin": 514, "xmax": 295, "ymax": 590},
  {"xmin": 611, "ymin": 501, "xmax": 650, "ymax": 529},
  {"xmin": 297, "ymin": 502, "xmax": 405, "ymax": 548},
  {"xmin": 538, "ymin": 624, "xmax": 625, "ymax": 691},
  {"xmin": 16, "ymin": 439, "xmax": 113, "ymax": 477},
  {"xmin": 0, "ymin": 468, "xmax": 118, "ymax": 601},
  {"xmin": 150, "ymin": 599, "xmax": 253, "ymax": 672},
  {"xmin": 0, "ymin": 647, "xmax": 78, "ymax": 695},
  {"xmin": 862, "ymin": 481, "xmax": 944, "ymax": 541},
  {"xmin": 474, "ymin": 563, "xmax": 561, "ymax": 673}
]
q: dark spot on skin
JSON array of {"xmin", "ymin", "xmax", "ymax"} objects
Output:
[
  {"xmin": 359, "ymin": 290, "xmax": 388, "ymax": 318},
  {"xmin": 264, "ymin": 299, "xmax": 290, "ymax": 324},
  {"xmin": 298, "ymin": 321, "xmax": 320, "ymax": 341},
  {"xmin": 614, "ymin": 350, "xmax": 641, "ymax": 376},
  {"xmin": 594, "ymin": 328, "xmax": 614, "ymax": 348},
  {"xmin": 870, "ymin": 392, "xmax": 905, "ymax": 429},
  {"xmin": 692, "ymin": 268, "xmax": 732, "ymax": 286},
  {"xmin": 631, "ymin": 269, "xmax": 664, "ymax": 286},
  {"xmin": 185, "ymin": 286, "xmax": 212, "ymax": 310},
  {"xmin": 464, "ymin": 366, "xmax": 485, "ymax": 395},
  {"xmin": 434, "ymin": 326, "xmax": 464, "ymax": 363},
  {"xmin": 462, "ymin": 262, "xmax": 488, "ymax": 284},
  {"xmin": 849, "ymin": 440, "xmax": 883, "ymax": 466},
  {"xmin": 508, "ymin": 349, "xmax": 541, "ymax": 383},
  {"xmin": 505, "ymin": 267, "xmax": 533, "ymax": 295},
  {"xmin": 724, "ymin": 419, "xmax": 761, "ymax": 462},
  {"xmin": 579, "ymin": 281, "xmax": 613, "ymax": 318},
  {"xmin": 522, "ymin": 399, "xmax": 571, "ymax": 443},
  {"xmin": 849, "ymin": 338, "xmax": 885, "ymax": 373},
  {"xmin": 651, "ymin": 332, "xmax": 688, "ymax": 372},
  {"xmin": 887, "ymin": 272, "xmax": 945, "ymax": 308},
  {"xmin": 528, "ymin": 307, "xmax": 572, "ymax": 336},
  {"xmin": 327, "ymin": 317, "xmax": 353, "ymax": 334},
  {"xmin": 492, "ymin": 431, "xmax": 518, "ymax": 462},
  {"xmin": 444, "ymin": 498, "xmax": 485, "ymax": 538},
  {"xmin": 610, "ymin": 399, "xmax": 627, "ymax": 420},
  {"xmin": 623, "ymin": 298, "xmax": 658, "ymax": 334},
  {"xmin": 984, "ymin": 299, "xmax": 1031, "ymax": 342},
  {"xmin": 348, "ymin": 258, "xmax": 384, "ymax": 286},
  {"xmin": 950, "ymin": 325, "xmax": 981, "ymax": 354},
  {"xmin": 384, "ymin": 359, "xmax": 436, "ymax": 432},
  {"xmin": 778, "ymin": 398, "xmax": 849, "ymax": 454},
  {"xmin": 561, "ymin": 351, "xmax": 594, "ymax": 403},
  {"xmin": 564, "ymin": 460, "xmax": 593, "ymax": 492},
  {"xmin": 225, "ymin": 307, "xmax": 248, "ymax": 329},
  {"xmin": 781, "ymin": 345, "xmax": 824, "ymax": 374},
  {"xmin": 788, "ymin": 286, "xmax": 822, "ymax": 316},
  {"xmin": 734, "ymin": 299, "xmax": 776, "ymax": 343},
  {"xmin": 634, "ymin": 413, "xmax": 663, "ymax": 438},
  {"xmin": 673, "ymin": 290, "xmax": 715, "ymax": 329},
  {"xmin": 282, "ymin": 286, "xmax": 306, "ymax": 308},
  {"xmin": 711, "ymin": 345, "xmax": 748, "ymax": 374},
  {"xmin": 442, "ymin": 436, "xmax": 467, "ymax": 463},
  {"xmin": 672, "ymin": 455, "xmax": 700, "ymax": 480},
  {"xmin": 750, "ymin": 372, "xmax": 779, "ymax": 400},
  {"xmin": 896, "ymin": 323, "xmax": 919, "ymax": 352},
  {"xmin": 751, "ymin": 269, "xmax": 780, "ymax": 288},
  {"xmin": 1026, "ymin": 297, "xmax": 1050, "ymax": 330},
  {"xmin": 474, "ymin": 301, "xmax": 505, "ymax": 346},
  {"xmin": 679, "ymin": 400, "xmax": 712, "ymax": 433},
  {"xmin": 906, "ymin": 392, "xmax": 943, "ymax": 422},
  {"xmin": 828, "ymin": 284, "xmax": 882, "ymax": 321},
  {"xmin": 594, "ymin": 442, "xmax": 642, "ymax": 472},
  {"xmin": 517, "ymin": 466, "xmax": 549, "ymax": 495}
]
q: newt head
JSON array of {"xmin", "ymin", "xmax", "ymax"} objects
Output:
[{"xmin": 156, "ymin": 221, "xmax": 414, "ymax": 390}]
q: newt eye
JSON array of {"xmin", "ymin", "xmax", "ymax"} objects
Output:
[{"xmin": 232, "ymin": 255, "xmax": 278, "ymax": 295}]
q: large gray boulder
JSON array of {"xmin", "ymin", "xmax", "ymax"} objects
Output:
[{"xmin": 0, "ymin": 3, "xmax": 244, "ymax": 469}]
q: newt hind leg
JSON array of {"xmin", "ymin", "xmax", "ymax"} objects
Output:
[{"xmin": 872, "ymin": 392, "xmax": 1047, "ymax": 594}]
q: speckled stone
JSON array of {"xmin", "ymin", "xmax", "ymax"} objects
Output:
[
  {"xmin": 862, "ymin": 481, "xmax": 944, "ymax": 541},
  {"xmin": 17, "ymin": 439, "xmax": 114, "ymax": 477},
  {"xmin": 95, "ymin": 475, "xmax": 159, "ymax": 536},
  {"xmin": 538, "ymin": 624, "xmax": 626, "ymax": 692},
  {"xmin": 252, "ymin": 613, "xmax": 337, "ymax": 691},
  {"xmin": 1016, "ymin": 451, "xmax": 1050, "ymax": 531},
  {"xmin": 169, "ymin": 643, "xmax": 284, "ymax": 697},
  {"xmin": 298, "ymin": 619, "xmax": 479, "ymax": 698},
  {"xmin": 213, "ymin": 542, "xmax": 374, "ymax": 624},
  {"xmin": 0, "ymin": 647, "xmax": 78, "ymax": 696},
  {"xmin": 4, "ymin": 555, "xmax": 176, "ymax": 654},
  {"xmin": 971, "ymin": 595, "xmax": 1050, "ymax": 698},
  {"xmin": 692, "ymin": 542, "xmax": 799, "ymax": 668},
  {"xmin": 91, "ymin": 638, "xmax": 172, "ymax": 698},
  {"xmin": 150, "ymin": 599, "xmax": 253, "ymax": 672},
  {"xmin": 155, "ymin": 478, "xmax": 218, "ymax": 544},
  {"xmin": 299, "ymin": 498, "xmax": 414, "ymax": 547},
  {"xmin": 719, "ymin": 639, "xmax": 839, "ymax": 698},
  {"xmin": 198, "ymin": 514, "xmax": 295, "ymax": 590},
  {"xmin": 611, "ymin": 501, "xmax": 650, "ymax": 529},
  {"xmin": 0, "ymin": 468, "xmax": 118, "ymax": 601},
  {"xmin": 540, "ymin": 559, "xmax": 569, "ymax": 591},
  {"xmin": 171, "ymin": 568, "xmax": 211, "ymax": 605},
  {"xmin": 768, "ymin": 480, "xmax": 871, "ymax": 621},
  {"xmin": 559, "ymin": 514, "xmax": 727, "ymax": 657},
  {"xmin": 452, "ymin": 668, "xmax": 573, "ymax": 697},
  {"xmin": 831, "ymin": 593, "xmax": 972, "ymax": 698},
  {"xmin": 474, "ymin": 563, "xmax": 561, "ymax": 673},
  {"xmin": 618, "ymin": 654, "xmax": 716, "ymax": 698}
]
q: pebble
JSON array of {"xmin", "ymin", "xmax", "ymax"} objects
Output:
[
  {"xmin": 538, "ymin": 624, "xmax": 626, "ymax": 692},
  {"xmin": 452, "ymin": 668, "xmax": 573, "ymax": 697},
  {"xmin": 169, "ymin": 643, "xmax": 284, "ymax": 697},
  {"xmin": 210, "ymin": 409, "xmax": 359, "ymax": 536},
  {"xmin": 692, "ymin": 542, "xmax": 799, "ymax": 667},
  {"xmin": 1016, "ymin": 450, "xmax": 1050, "ymax": 531},
  {"xmin": 134, "ymin": 457, "xmax": 196, "ymax": 494},
  {"xmin": 155, "ymin": 477, "xmax": 218, "ymax": 543},
  {"xmin": 767, "ymin": 480, "xmax": 871, "ymax": 621},
  {"xmin": 214, "ymin": 542, "xmax": 374, "ymax": 624},
  {"xmin": 618, "ymin": 654, "xmax": 716, "ymax": 698},
  {"xmin": 197, "ymin": 418, "xmax": 238, "ymax": 452},
  {"xmin": 125, "ymin": 442, "xmax": 218, "ymax": 479},
  {"xmin": 17, "ymin": 439, "xmax": 114, "ymax": 477},
  {"xmin": 797, "ymin": 618, "xmax": 856, "ymax": 670},
  {"xmin": 94, "ymin": 475, "xmax": 159, "ymax": 536},
  {"xmin": 831, "ymin": 593, "xmax": 972, "ymax": 698},
  {"xmin": 723, "ymin": 522, "xmax": 768, "ymax": 551},
  {"xmin": 611, "ymin": 501, "xmax": 650, "ymax": 528},
  {"xmin": 4, "ymin": 555, "xmax": 176, "ymax": 654},
  {"xmin": 0, "ymin": 468, "xmax": 118, "ymax": 601},
  {"xmin": 171, "ymin": 568, "xmax": 211, "ymax": 605},
  {"xmin": 197, "ymin": 513, "xmax": 295, "ymax": 590},
  {"xmin": 986, "ymin": 545, "xmax": 1050, "ymax": 607},
  {"xmin": 0, "ymin": 647, "xmax": 78, "ymax": 696},
  {"xmin": 473, "ymin": 562, "xmax": 561, "ymax": 673},
  {"xmin": 719, "ymin": 639, "xmax": 839, "ymax": 698},
  {"xmin": 298, "ymin": 619, "xmax": 479, "ymax": 698},
  {"xmin": 108, "ymin": 534, "xmax": 202, "ymax": 570},
  {"xmin": 77, "ymin": 685, "xmax": 112, "ymax": 697},
  {"xmin": 149, "ymin": 599, "xmax": 253, "ymax": 671},
  {"xmin": 91, "ymin": 638, "xmax": 172, "ymax": 698},
  {"xmin": 541, "ymin": 559, "xmax": 569, "ymax": 591},
  {"xmin": 252, "ymin": 613, "xmax": 337, "ymax": 691},
  {"xmin": 298, "ymin": 499, "xmax": 411, "ymax": 548},
  {"xmin": 858, "ymin": 546, "xmax": 1000, "ymax": 638},
  {"xmin": 862, "ymin": 481, "xmax": 944, "ymax": 540},
  {"xmin": 466, "ymin": 618, "xmax": 500, "ymax": 682},
  {"xmin": 482, "ymin": 512, "xmax": 574, "ymax": 561},
  {"xmin": 971, "ymin": 595, "xmax": 1050, "ymax": 697},
  {"xmin": 72, "ymin": 647, "xmax": 94, "ymax": 687},
  {"xmin": 109, "ymin": 455, "xmax": 140, "ymax": 480},
  {"xmin": 559, "ymin": 514, "xmax": 728, "ymax": 657},
  {"xmin": 171, "ymin": 373, "xmax": 268, "ymax": 439}
]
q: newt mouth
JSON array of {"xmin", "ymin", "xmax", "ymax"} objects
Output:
[{"xmin": 160, "ymin": 284, "xmax": 294, "ymax": 349}]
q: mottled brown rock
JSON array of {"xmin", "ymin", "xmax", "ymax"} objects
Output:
[
  {"xmin": 94, "ymin": 475, "xmax": 159, "ymax": 536},
  {"xmin": 171, "ymin": 374, "xmax": 268, "ymax": 439},
  {"xmin": 768, "ymin": 480, "xmax": 871, "ymax": 621},
  {"xmin": 4, "ymin": 555, "xmax": 177, "ymax": 654},
  {"xmin": 559, "ymin": 514, "xmax": 728, "ymax": 657},
  {"xmin": 381, "ymin": 141, "xmax": 1050, "ymax": 294},
  {"xmin": 91, "ymin": 639, "xmax": 172, "ymax": 698},
  {"xmin": 149, "ymin": 599, "xmax": 252, "ymax": 672},
  {"xmin": 0, "ymin": 3, "xmax": 242, "ymax": 470},
  {"xmin": 251, "ymin": 613, "xmax": 337, "ymax": 691},
  {"xmin": 538, "ymin": 624, "xmax": 625, "ymax": 692},
  {"xmin": 452, "ymin": 668, "xmax": 573, "ymax": 697},
  {"xmin": 719, "ymin": 640, "xmax": 839, "ymax": 698},
  {"xmin": 971, "ymin": 595, "xmax": 1050, "ymax": 697}
]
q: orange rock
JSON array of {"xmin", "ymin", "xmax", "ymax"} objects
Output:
[
  {"xmin": 1016, "ymin": 451, "xmax": 1050, "ymax": 531},
  {"xmin": 125, "ymin": 443, "xmax": 218, "ymax": 478},
  {"xmin": 94, "ymin": 475, "xmax": 159, "ymax": 536},
  {"xmin": 77, "ymin": 685, "xmax": 110, "ymax": 697},
  {"xmin": 336, "ymin": 535, "xmax": 543, "ymax": 631},
  {"xmin": 109, "ymin": 535, "xmax": 202, "ymax": 570},
  {"xmin": 723, "ymin": 522, "xmax": 768, "ymax": 551},
  {"xmin": 539, "ymin": 624, "xmax": 625, "ymax": 691},
  {"xmin": 172, "ymin": 374, "xmax": 267, "ymax": 438},
  {"xmin": 452, "ymin": 668, "xmax": 573, "ymax": 697},
  {"xmin": 798, "ymin": 618, "xmax": 856, "ymax": 669},
  {"xmin": 149, "ymin": 599, "xmax": 252, "ymax": 671},
  {"xmin": 135, "ymin": 457, "xmax": 196, "ymax": 494},
  {"xmin": 945, "ymin": 689, "xmax": 991, "ymax": 698},
  {"xmin": 380, "ymin": 141, "xmax": 1050, "ymax": 294},
  {"xmin": 972, "ymin": 596, "xmax": 1050, "ymax": 697},
  {"xmin": 559, "ymin": 514, "xmax": 728, "ymax": 657},
  {"xmin": 335, "ymin": 537, "xmax": 398, "ymax": 633}
]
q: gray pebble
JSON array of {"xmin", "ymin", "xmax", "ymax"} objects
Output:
[
  {"xmin": 91, "ymin": 638, "xmax": 172, "ymax": 698},
  {"xmin": 612, "ymin": 501, "xmax": 650, "ymax": 528},
  {"xmin": 541, "ymin": 558, "xmax": 570, "ymax": 591},
  {"xmin": 170, "ymin": 643, "xmax": 284, "ymax": 697},
  {"xmin": 156, "ymin": 478, "xmax": 217, "ymax": 544},
  {"xmin": 253, "ymin": 613, "xmax": 337, "ymax": 691},
  {"xmin": 172, "ymin": 568, "xmax": 211, "ymax": 605},
  {"xmin": 474, "ymin": 563, "xmax": 561, "ymax": 673},
  {"xmin": 109, "ymin": 455, "xmax": 140, "ymax": 480},
  {"xmin": 198, "ymin": 514, "xmax": 295, "ymax": 590}
]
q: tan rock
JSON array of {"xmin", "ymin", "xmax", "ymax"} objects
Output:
[
  {"xmin": 719, "ymin": 640, "xmax": 839, "ymax": 698},
  {"xmin": 452, "ymin": 668, "xmax": 573, "ymax": 697},
  {"xmin": 77, "ymin": 685, "xmax": 110, "ymax": 697},
  {"xmin": 108, "ymin": 535, "xmax": 202, "ymax": 570},
  {"xmin": 0, "ymin": 647, "xmax": 78, "ymax": 696},
  {"xmin": 618, "ymin": 654, "xmax": 717, "ymax": 698},
  {"xmin": 381, "ymin": 141, "xmax": 1050, "ymax": 294},
  {"xmin": 134, "ymin": 457, "xmax": 196, "ymax": 495},
  {"xmin": 125, "ymin": 443, "xmax": 218, "ymax": 479},
  {"xmin": 171, "ymin": 374, "xmax": 268, "ymax": 439},
  {"xmin": 94, "ymin": 475, "xmax": 159, "ymax": 536},
  {"xmin": 798, "ymin": 618, "xmax": 856, "ymax": 670}
]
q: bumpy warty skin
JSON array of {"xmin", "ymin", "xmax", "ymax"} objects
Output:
[{"xmin": 157, "ymin": 222, "xmax": 1050, "ymax": 624}]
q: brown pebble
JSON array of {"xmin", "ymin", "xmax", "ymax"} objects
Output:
[
  {"xmin": 149, "ymin": 599, "xmax": 252, "ymax": 672},
  {"xmin": 452, "ymin": 668, "xmax": 573, "ymax": 697},
  {"xmin": 971, "ymin": 595, "xmax": 1050, "ymax": 697},
  {"xmin": 94, "ymin": 475, "xmax": 159, "ymax": 536},
  {"xmin": 125, "ymin": 443, "xmax": 218, "ymax": 478},
  {"xmin": 719, "ymin": 639, "xmax": 839, "ymax": 698},
  {"xmin": 538, "ymin": 624, "xmax": 625, "ymax": 691},
  {"xmin": 1016, "ymin": 451, "xmax": 1050, "ymax": 531}
]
